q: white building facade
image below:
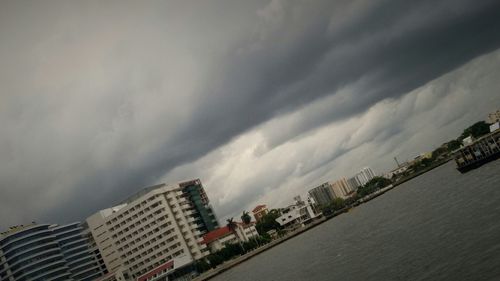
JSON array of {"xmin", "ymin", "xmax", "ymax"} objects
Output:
[
  {"xmin": 86, "ymin": 180, "xmax": 218, "ymax": 280},
  {"xmin": 355, "ymin": 167, "xmax": 376, "ymax": 186},
  {"xmin": 202, "ymin": 223, "xmax": 259, "ymax": 253},
  {"xmin": 276, "ymin": 197, "xmax": 318, "ymax": 228}
]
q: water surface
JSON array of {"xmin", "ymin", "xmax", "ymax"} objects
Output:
[{"xmin": 212, "ymin": 160, "xmax": 500, "ymax": 281}]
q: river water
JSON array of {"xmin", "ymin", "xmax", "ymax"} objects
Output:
[{"xmin": 212, "ymin": 160, "xmax": 500, "ymax": 281}]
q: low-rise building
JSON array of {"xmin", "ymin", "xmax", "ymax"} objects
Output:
[
  {"xmin": 202, "ymin": 223, "xmax": 259, "ymax": 253},
  {"xmin": 275, "ymin": 197, "xmax": 318, "ymax": 229},
  {"xmin": 488, "ymin": 109, "xmax": 500, "ymax": 124},
  {"xmin": 251, "ymin": 205, "xmax": 269, "ymax": 222},
  {"xmin": 384, "ymin": 164, "xmax": 409, "ymax": 179}
]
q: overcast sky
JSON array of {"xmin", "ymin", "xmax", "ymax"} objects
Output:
[{"xmin": 1, "ymin": 0, "xmax": 500, "ymax": 228}]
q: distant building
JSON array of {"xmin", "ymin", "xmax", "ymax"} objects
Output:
[
  {"xmin": 384, "ymin": 165, "xmax": 409, "ymax": 179},
  {"xmin": 329, "ymin": 178, "xmax": 355, "ymax": 199},
  {"xmin": 491, "ymin": 122, "xmax": 500, "ymax": 133},
  {"xmin": 252, "ymin": 205, "xmax": 269, "ymax": 222},
  {"xmin": 0, "ymin": 222, "xmax": 107, "ymax": 281},
  {"xmin": 488, "ymin": 110, "xmax": 500, "ymax": 123},
  {"xmin": 275, "ymin": 197, "xmax": 319, "ymax": 229},
  {"xmin": 308, "ymin": 182, "xmax": 336, "ymax": 206},
  {"xmin": 347, "ymin": 176, "xmax": 362, "ymax": 190},
  {"xmin": 355, "ymin": 167, "xmax": 376, "ymax": 186},
  {"xmin": 462, "ymin": 136, "xmax": 474, "ymax": 146},
  {"xmin": 86, "ymin": 179, "xmax": 219, "ymax": 280},
  {"xmin": 202, "ymin": 222, "xmax": 259, "ymax": 253}
]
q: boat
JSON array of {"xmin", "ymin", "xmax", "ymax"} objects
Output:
[{"xmin": 453, "ymin": 128, "xmax": 500, "ymax": 173}]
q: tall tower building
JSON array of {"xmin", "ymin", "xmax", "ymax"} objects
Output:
[
  {"xmin": 329, "ymin": 178, "xmax": 354, "ymax": 199},
  {"xmin": 86, "ymin": 179, "xmax": 219, "ymax": 280},
  {"xmin": 308, "ymin": 182, "xmax": 336, "ymax": 206},
  {"xmin": 356, "ymin": 167, "xmax": 376, "ymax": 186},
  {"xmin": 0, "ymin": 223, "xmax": 107, "ymax": 281}
]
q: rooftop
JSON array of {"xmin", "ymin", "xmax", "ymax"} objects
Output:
[
  {"xmin": 202, "ymin": 226, "xmax": 233, "ymax": 244},
  {"xmin": 252, "ymin": 204, "xmax": 267, "ymax": 213}
]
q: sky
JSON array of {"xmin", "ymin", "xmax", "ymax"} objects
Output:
[{"xmin": 1, "ymin": 0, "xmax": 500, "ymax": 228}]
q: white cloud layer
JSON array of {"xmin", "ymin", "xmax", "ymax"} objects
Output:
[
  {"xmin": 1, "ymin": 0, "xmax": 500, "ymax": 228},
  {"xmin": 162, "ymin": 50, "xmax": 500, "ymax": 221}
]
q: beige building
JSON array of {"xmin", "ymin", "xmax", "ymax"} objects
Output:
[
  {"xmin": 329, "ymin": 178, "xmax": 354, "ymax": 199},
  {"xmin": 488, "ymin": 110, "xmax": 500, "ymax": 123},
  {"xmin": 202, "ymin": 222, "xmax": 259, "ymax": 253},
  {"xmin": 251, "ymin": 205, "xmax": 269, "ymax": 222},
  {"xmin": 87, "ymin": 180, "xmax": 217, "ymax": 280}
]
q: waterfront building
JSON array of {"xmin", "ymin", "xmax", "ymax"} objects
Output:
[
  {"xmin": 86, "ymin": 179, "xmax": 218, "ymax": 280},
  {"xmin": 347, "ymin": 176, "xmax": 362, "ymax": 190},
  {"xmin": 453, "ymin": 129, "xmax": 500, "ymax": 173},
  {"xmin": 308, "ymin": 183, "xmax": 336, "ymax": 206},
  {"xmin": 329, "ymin": 178, "xmax": 354, "ymax": 199},
  {"xmin": 52, "ymin": 222, "xmax": 108, "ymax": 280},
  {"xmin": 275, "ymin": 197, "xmax": 318, "ymax": 229},
  {"xmin": 384, "ymin": 164, "xmax": 409, "ymax": 179},
  {"xmin": 488, "ymin": 109, "xmax": 500, "ymax": 123},
  {"xmin": 0, "ymin": 222, "xmax": 107, "ymax": 281},
  {"xmin": 491, "ymin": 122, "xmax": 500, "ymax": 133},
  {"xmin": 202, "ymin": 222, "xmax": 259, "ymax": 253},
  {"xmin": 355, "ymin": 167, "xmax": 376, "ymax": 186},
  {"xmin": 251, "ymin": 205, "xmax": 269, "ymax": 222}
]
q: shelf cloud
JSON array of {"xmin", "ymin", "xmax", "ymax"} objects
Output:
[{"xmin": 1, "ymin": 0, "xmax": 500, "ymax": 227}]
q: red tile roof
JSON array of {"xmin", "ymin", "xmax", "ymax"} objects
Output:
[
  {"xmin": 252, "ymin": 204, "xmax": 267, "ymax": 213},
  {"xmin": 202, "ymin": 226, "xmax": 233, "ymax": 244},
  {"xmin": 137, "ymin": 260, "xmax": 174, "ymax": 281}
]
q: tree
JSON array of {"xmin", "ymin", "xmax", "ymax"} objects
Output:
[
  {"xmin": 241, "ymin": 211, "xmax": 252, "ymax": 224},
  {"xmin": 226, "ymin": 217, "xmax": 237, "ymax": 232},
  {"xmin": 255, "ymin": 209, "xmax": 281, "ymax": 235},
  {"xmin": 226, "ymin": 217, "xmax": 245, "ymax": 252},
  {"xmin": 331, "ymin": 198, "xmax": 346, "ymax": 211},
  {"xmin": 194, "ymin": 259, "xmax": 211, "ymax": 273},
  {"xmin": 459, "ymin": 121, "xmax": 491, "ymax": 141},
  {"xmin": 446, "ymin": 139, "xmax": 461, "ymax": 151},
  {"xmin": 357, "ymin": 177, "xmax": 392, "ymax": 198}
]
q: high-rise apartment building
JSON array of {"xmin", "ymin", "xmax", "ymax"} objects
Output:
[
  {"xmin": 308, "ymin": 183, "xmax": 336, "ymax": 206},
  {"xmin": 86, "ymin": 179, "xmax": 219, "ymax": 280},
  {"xmin": 355, "ymin": 167, "xmax": 376, "ymax": 186},
  {"xmin": 329, "ymin": 178, "xmax": 354, "ymax": 199},
  {"xmin": 347, "ymin": 176, "xmax": 362, "ymax": 190},
  {"xmin": 0, "ymin": 223, "xmax": 107, "ymax": 281}
]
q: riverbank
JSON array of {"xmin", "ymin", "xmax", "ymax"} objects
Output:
[
  {"xmin": 192, "ymin": 217, "xmax": 327, "ymax": 281},
  {"xmin": 193, "ymin": 157, "xmax": 454, "ymax": 281}
]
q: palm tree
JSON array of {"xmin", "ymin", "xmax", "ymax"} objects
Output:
[
  {"xmin": 226, "ymin": 217, "xmax": 245, "ymax": 253},
  {"xmin": 241, "ymin": 211, "xmax": 252, "ymax": 224},
  {"xmin": 226, "ymin": 217, "xmax": 237, "ymax": 232}
]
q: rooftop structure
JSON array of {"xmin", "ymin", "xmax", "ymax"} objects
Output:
[
  {"xmin": 202, "ymin": 222, "xmax": 258, "ymax": 253},
  {"xmin": 488, "ymin": 109, "xmax": 500, "ymax": 124},
  {"xmin": 251, "ymin": 205, "xmax": 269, "ymax": 222},
  {"xmin": 275, "ymin": 197, "xmax": 319, "ymax": 229}
]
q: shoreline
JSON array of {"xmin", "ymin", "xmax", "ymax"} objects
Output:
[{"xmin": 193, "ymin": 158, "xmax": 454, "ymax": 281}]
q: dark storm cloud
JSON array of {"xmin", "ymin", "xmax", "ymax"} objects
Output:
[
  {"xmin": 191, "ymin": 0, "xmax": 500, "ymax": 149},
  {"xmin": 1, "ymin": 0, "xmax": 500, "ymax": 227}
]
